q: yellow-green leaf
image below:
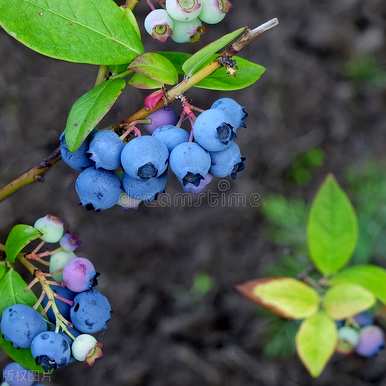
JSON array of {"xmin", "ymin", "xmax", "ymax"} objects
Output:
[
  {"xmin": 236, "ymin": 278, "xmax": 320, "ymax": 319},
  {"xmin": 323, "ymin": 283, "xmax": 375, "ymax": 319},
  {"xmin": 296, "ymin": 311, "xmax": 337, "ymax": 377}
]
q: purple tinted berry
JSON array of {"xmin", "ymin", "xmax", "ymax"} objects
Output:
[
  {"xmin": 170, "ymin": 142, "xmax": 211, "ymax": 186},
  {"xmin": 31, "ymin": 332, "xmax": 71, "ymax": 370},
  {"xmin": 210, "ymin": 142, "xmax": 245, "ymax": 178},
  {"xmin": 152, "ymin": 125, "xmax": 189, "ymax": 151},
  {"xmin": 356, "ymin": 326, "xmax": 385, "ymax": 357},
  {"xmin": 211, "ymin": 97, "xmax": 248, "ymax": 129},
  {"xmin": 0, "ymin": 305, "xmax": 47, "ymax": 349},
  {"xmin": 144, "ymin": 107, "xmax": 178, "ymax": 134},
  {"xmin": 59, "ymin": 133, "xmax": 93, "ymax": 172},
  {"xmin": 70, "ymin": 290, "xmax": 111, "ymax": 334},
  {"xmin": 88, "ymin": 130, "xmax": 124, "ymax": 171},
  {"xmin": 41, "ymin": 286, "xmax": 75, "ymax": 323},
  {"xmin": 121, "ymin": 136, "xmax": 169, "ymax": 180},
  {"xmin": 354, "ymin": 311, "xmax": 374, "ymax": 327},
  {"xmin": 144, "ymin": 9, "xmax": 174, "ymax": 42},
  {"xmin": 59, "ymin": 233, "xmax": 81, "ymax": 252},
  {"xmin": 184, "ymin": 173, "xmax": 213, "ymax": 193},
  {"xmin": 75, "ymin": 167, "xmax": 122, "ymax": 211},
  {"xmin": 63, "ymin": 257, "xmax": 97, "ymax": 293},
  {"xmin": 2, "ymin": 362, "xmax": 35, "ymax": 386},
  {"xmin": 193, "ymin": 109, "xmax": 235, "ymax": 151},
  {"xmin": 123, "ymin": 174, "xmax": 167, "ymax": 202}
]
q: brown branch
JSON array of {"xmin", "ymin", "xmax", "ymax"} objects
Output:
[{"xmin": 0, "ymin": 18, "xmax": 279, "ymax": 203}]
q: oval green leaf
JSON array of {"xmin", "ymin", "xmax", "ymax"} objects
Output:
[
  {"xmin": 0, "ymin": 0, "xmax": 143, "ymax": 65},
  {"xmin": 0, "ymin": 262, "xmax": 7, "ymax": 282},
  {"xmin": 158, "ymin": 51, "xmax": 191, "ymax": 75},
  {"xmin": 5, "ymin": 225, "xmax": 41, "ymax": 263},
  {"xmin": 128, "ymin": 73, "xmax": 163, "ymax": 90},
  {"xmin": 195, "ymin": 56, "xmax": 266, "ymax": 91},
  {"xmin": 236, "ymin": 278, "xmax": 320, "ymax": 319},
  {"xmin": 128, "ymin": 53, "xmax": 178, "ymax": 86},
  {"xmin": 307, "ymin": 175, "xmax": 358, "ymax": 276},
  {"xmin": 296, "ymin": 311, "xmax": 337, "ymax": 377},
  {"xmin": 323, "ymin": 283, "xmax": 375, "ymax": 320},
  {"xmin": 182, "ymin": 27, "xmax": 246, "ymax": 75},
  {"xmin": 331, "ymin": 265, "xmax": 386, "ymax": 304},
  {"xmin": 65, "ymin": 78, "xmax": 126, "ymax": 152}
]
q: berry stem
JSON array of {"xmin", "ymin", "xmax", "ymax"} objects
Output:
[
  {"xmin": 0, "ymin": 19, "xmax": 279, "ymax": 203},
  {"xmin": 125, "ymin": 0, "xmax": 140, "ymax": 9},
  {"xmin": 146, "ymin": 0, "xmax": 156, "ymax": 10}
]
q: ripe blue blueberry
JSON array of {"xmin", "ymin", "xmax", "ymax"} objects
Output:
[
  {"xmin": 88, "ymin": 130, "xmax": 124, "ymax": 171},
  {"xmin": 356, "ymin": 326, "xmax": 385, "ymax": 357},
  {"xmin": 211, "ymin": 97, "xmax": 248, "ymax": 129},
  {"xmin": 354, "ymin": 311, "xmax": 374, "ymax": 327},
  {"xmin": 144, "ymin": 107, "xmax": 178, "ymax": 134},
  {"xmin": 199, "ymin": 0, "xmax": 231, "ymax": 24},
  {"xmin": 123, "ymin": 174, "xmax": 167, "ymax": 202},
  {"xmin": 193, "ymin": 109, "xmax": 235, "ymax": 152},
  {"xmin": 75, "ymin": 167, "xmax": 122, "ymax": 211},
  {"xmin": 170, "ymin": 142, "xmax": 211, "ymax": 186},
  {"xmin": 41, "ymin": 286, "xmax": 75, "ymax": 323},
  {"xmin": 59, "ymin": 133, "xmax": 93, "ymax": 172},
  {"xmin": 0, "ymin": 305, "xmax": 47, "ymax": 349},
  {"xmin": 31, "ymin": 332, "xmax": 71, "ymax": 370},
  {"xmin": 2, "ymin": 362, "xmax": 35, "ymax": 386},
  {"xmin": 34, "ymin": 215, "xmax": 64, "ymax": 243},
  {"xmin": 121, "ymin": 136, "xmax": 169, "ymax": 180},
  {"xmin": 63, "ymin": 257, "xmax": 97, "ymax": 293},
  {"xmin": 70, "ymin": 290, "xmax": 111, "ymax": 334},
  {"xmin": 184, "ymin": 173, "xmax": 213, "ymax": 193},
  {"xmin": 59, "ymin": 233, "xmax": 81, "ymax": 253},
  {"xmin": 336, "ymin": 326, "xmax": 360, "ymax": 354},
  {"xmin": 210, "ymin": 142, "xmax": 245, "ymax": 178},
  {"xmin": 152, "ymin": 125, "xmax": 189, "ymax": 151},
  {"xmin": 144, "ymin": 9, "xmax": 174, "ymax": 42},
  {"xmin": 166, "ymin": 0, "xmax": 202, "ymax": 22},
  {"xmin": 171, "ymin": 18, "xmax": 204, "ymax": 43}
]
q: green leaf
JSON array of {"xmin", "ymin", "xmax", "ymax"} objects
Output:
[
  {"xmin": 0, "ymin": 262, "xmax": 7, "ymax": 282},
  {"xmin": 296, "ymin": 311, "xmax": 337, "ymax": 377},
  {"xmin": 237, "ymin": 278, "xmax": 320, "ymax": 319},
  {"xmin": 307, "ymin": 175, "xmax": 358, "ymax": 275},
  {"xmin": 123, "ymin": 8, "xmax": 141, "ymax": 39},
  {"xmin": 182, "ymin": 27, "xmax": 246, "ymax": 75},
  {"xmin": 331, "ymin": 265, "xmax": 386, "ymax": 304},
  {"xmin": 0, "ymin": 0, "xmax": 143, "ymax": 65},
  {"xmin": 323, "ymin": 283, "xmax": 375, "ymax": 319},
  {"xmin": 0, "ymin": 269, "xmax": 38, "ymax": 314},
  {"xmin": 65, "ymin": 79, "xmax": 126, "ymax": 151},
  {"xmin": 158, "ymin": 51, "xmax": 191, "ymax": 75},
  {"xmin": 128, "ymin": 53, "xmax": 178, "ymax": 86},
  {"xmin": 5, "ymin": 225, "xmax": 41, "ymax": 263},
  {"xmin": 195, "ymin": 56, "xmax": 266, "ymax": 91},
  {"xmin": 128, "ymin": 73, "xmax": 163, "ymax": 89}
]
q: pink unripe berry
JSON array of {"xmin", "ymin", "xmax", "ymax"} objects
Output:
[
  {"xmin": 63, "ymin": 257, "xmax": 97, "ymax": 293},
  {"xmin": 144, "ymin": 107, "xmax": 178, "ymax": 134}
]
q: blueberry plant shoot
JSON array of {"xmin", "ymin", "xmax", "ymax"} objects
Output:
[{"xmin": 237, "ymin": 175, "xmax": 386, "ymax": 377}]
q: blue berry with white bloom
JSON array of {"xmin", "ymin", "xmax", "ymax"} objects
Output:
[
  {"xmin": 170, "ymin": 142, "xmax": 211, "ymax": 186},
  {"xmin": 354, "ymin": 311, "xmax": 374, "ymax": 327},
  {"xmin": 1, "ymin": 304, "xmax": 47, "ymax": 349},
  {"xmin": 123, "ymin": 174, "xmax": 167, "ymax": 202},
  {"xmin": 193, "ymin": 109, "xmax": 235, "ymax": 152},
  {"xmin": 88, "ymin": 130, "xmax": 124, "ymax": 171},
  {"xmin": 75, "ymin": 167, "xmax": 122, "ymax": 211},
  {"xmin": 59, "ymin": 133, "xmax": 93, "ymax": 172},
  {"xmin": 121, "ymin": 136, "xmax": 169, "ymax": 180},
  {"xmin": 2, "ymin": 362, "xmax": 35, "ymax": 386},
  {"xmin": 356, "ymin": 326, "xmax": 385, "ymax": 357},
  {"xmin": 210, "ymin": 142, "xmax": 245, "ymax": 178},
  {"xmin": 166, "ymin": 0, "xmax": 202, "ymax": 22},
  {"xmin": 211, "ymin": 97, "xmax": 248, "ymax": 129},
  {"xmin": 152, "ymin": 125, "xmax": 189, "ymax": 151}
]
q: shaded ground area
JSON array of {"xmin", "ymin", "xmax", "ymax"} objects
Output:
[{"xmin": 1, "ymin": 0, "xmax": 386, "ymax": 385}]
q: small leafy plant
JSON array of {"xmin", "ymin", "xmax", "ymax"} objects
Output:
[{"xmin": 237, "ymin": 174, "xmax": 386, "ymax": 377}]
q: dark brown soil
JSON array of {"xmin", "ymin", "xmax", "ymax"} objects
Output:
[{"xmin": 1, "ymin": 1, "xmax": 386, "ymax": 385}]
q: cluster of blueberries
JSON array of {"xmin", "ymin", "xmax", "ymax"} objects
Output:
[
  {"xmin": 60, "ymin": 97, "xmax": 247, "ymax": 211},
  {"xmin": 337, "ymin": 311, "xmax": 385, "ymax": 357},
  {"xmin": 144, "ymin": 0, "xmax": 231, "ymax": 43},
  {"xmin": 1, "ymin": 215, "xmax": 111, "ymax": 386}
]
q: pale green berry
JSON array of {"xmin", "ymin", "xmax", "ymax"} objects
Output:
[
  {"xmin": 166, "ymin": 0, "xmax": 202, "ymax": 22},
  {"xmin": 336, "ymin": 326, "xmax": 360, "ymax": 354},
  {"xmin": 172, "ymin": 18, "xmax": 204, "ymax": 43},
  {"xmin": 199, "ymin": 0, "xmax": 231, "ymax": 24},
  {"xmin": 49, "ymin": 250, "xmax": 76, "ymax": 281},
  {"xmin": 72, "ymin": 334, "xmax": 97, "ymax": 361},
  {"xmin": 34, "ymin": 215, "xmax": 64, "ymax": 243},
  {"xmin": 144, "ymin": 9, "xmax": 174, "ymax": 42}
]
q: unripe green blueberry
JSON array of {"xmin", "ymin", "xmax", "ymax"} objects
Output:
[
  {"xmin": 172, "ymin": 18, "xmax": 205, "ymax": 43},
  {"xmin": 145, "ymin": 9, "xmax": 174, "ymax": 42},
  {"xmin": 34, "ymin": 215, "xmax": 64, "ymax": 243},
  {"xmin": 49, "ymin": 250, "xmax": 76, "ymax": 281},
  {"xmin": 199, "ymin": 0, "xmax": 231, "ymax": 24},
  {"xmin": 336, "ymin": 326, "xmax": 360, "ymax": 354},
  {"xmin": 166, "ymin": 0, "xmax": 202, "ymax": 22},
  {"xmin": 72, "ymin": 334, "xmax": 97, "ymax": 362}
]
